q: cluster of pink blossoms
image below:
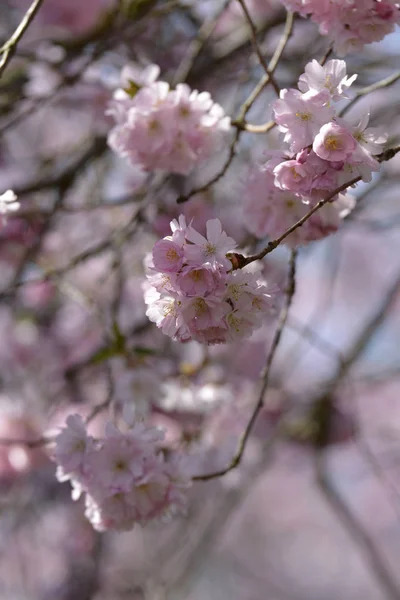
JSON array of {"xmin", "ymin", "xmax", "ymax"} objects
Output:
[
  {"xmin": 144, "ymin": 216, "xmax": 274, "ymax": 344},
  {"xmin": 280, "ymin": 0, "xmax": 400, "ymax": 55},
  {"xmin": 107, "ymin": 64, "xmax": 230, "ymax": 175},
  {"xmin": 54, "ymin": 415, "xmax": 190, "ymax": 532},
  {"xmin": 244, "ymin": 59, "xmax": 387, "ymax": 246}
]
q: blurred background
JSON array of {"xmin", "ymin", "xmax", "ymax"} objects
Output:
[{"xmin": 1, "ymin": 1, "xmax": 400, "ymax": 599}]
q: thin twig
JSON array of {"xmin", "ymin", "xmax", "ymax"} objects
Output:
[
  {"xmin": 172, "ymin": 0, "xmax": 231, "ymax": 85},
  {"xmin": 341, "ymin": 69, "xmax": 400, "ymax": 117},
  {"xmin": 0, "ymin": 0, "xmax": 45, "ymax": 78},
  {"xmin": 193, "ymin": 248, "xmax": 297, "ymax": 481},
  {"xmin": 0, "ymin": 435, "xmax": 53, "ymax": 448},
  {"xmin": 177, "ymin": 10, "xmax": 293, "ymax": 204},
  {"xmin": 236, "ymin": 0, "xmax": 280, "ymax": 95},
  {"xmin": 232, "ymin": 145, "xmax": 400, "ymax": 269}
]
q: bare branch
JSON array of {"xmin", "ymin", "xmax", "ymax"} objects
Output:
[
  {"xmin": 232, "ymin": 144, "xmax": 400, "ymax": 270},
  {"xmin": 193, "ymin": 248, "xmax": 297, "ymax": 481},
  {"xmin": 177, "ymin": 10, "xmax": 293, "ymax": 204},
  {"xmin": 0, "ymin": 0, "xmax": 45, "ymax": 78}
]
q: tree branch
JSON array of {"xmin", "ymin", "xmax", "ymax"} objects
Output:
[
  {"xmin": 193, "ymin": 248, "xmax": 297, "ymax": 481},
  {"xmin": 0, "ymin": 0, "xmax": 45, "ymax": 78}
]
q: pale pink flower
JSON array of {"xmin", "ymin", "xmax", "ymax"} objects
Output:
[
  {"xmin": 182, "ymin": 296, "xmax": 230, "ymax": 331},
  {"xmin": 281, "ymin": 0, "xmax": 400, "ymax": 55},
  {"xmin": 54, "ymin": 414, "xmax": 92, "ymax": 476},
  {"xmin": 349, "ymin": 113, "xmax": 388, "ymax": 155},
  {"xmin": 298, "ymin": 59, "xmax": 357, "ymax": 101},
  {"xmin": 273, "ymin": 89, "xmax": 334, "ymax": 152},
  {"xmin": 120, "ymin": 63, "xmax": 160, "ymax": 91},
  {"xmin": 170, "ymin": 214, "xmax": 188, "ymax": 246},
  {"xmin": 184, "ymin": 218, "xmax": 236, "ymax": 269},
  {"xmin": 144, "ymin": 291, "xmax": 188, "ymax": 340},
  {"xmin": 313, "ymin": 122, "xmax": 357, "ymax": 161},
  {"xmin": 108, "ymin": 68, "xmax": 230, "ymax": 175},
  {"xmin": 152, "ymin": 239, "xmax": 184, "ymax": 273},
  {"xmin": 273, "ymin": 159, "xmax": 313, "ymax": 194},
  {"xmin": 177, "ymin": 265, "xmax": 221, "ymax": 297}
]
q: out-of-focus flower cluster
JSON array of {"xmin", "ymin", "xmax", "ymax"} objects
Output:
[
  {"xmin": 107, "ymin": 64, "xmax": 231, "ymax": 175},
  {"xmin": 54, "ymin": 415, "xmax": 190, "ymax": 532},
  {"xmin": 280, "ymin": 0, "xmax": 400, "ymax": 55},
  {"xmin": 244, "ymin": 59, "xmax": 387, "ymax": 246},
  {"xmin": 145, "ymin": 216, "xmax": 275, "ymax": 344}
]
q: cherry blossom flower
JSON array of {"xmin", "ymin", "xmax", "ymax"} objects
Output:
[
  {"xmin": 273, "ymin": 89, "xmax": 334, "ymax": 152},
  {"xmin": 313, "ymin": 122, "xmax": 357, "ymax": 162},
  {"xmin": 144, "ymin": 217, "xmax": 275, "ymax": 344},
  {"xmin": 54, "ymin": 414, "xmax": 93, "ymax": 477},
  {"xmin": 107, "ymin": 65, "xmax": 230, "ymax": 175},
  {"xmin": 53, "ymin": 417, "xmax": 190, "ymax": 532},
  {"xmin": 184, "ymin": 218, "xmax": 236, "ymax": 270},
  {"xmin": 280, "ymin": 0, "xmax": 400, "ymax": 55},
  {"xmin": 298, "ymin": 59, "xmax": 357, "ymax": 101},
  {"xmin": 152, "ymin": 239, "xmax": 185, "ymax": 273}
]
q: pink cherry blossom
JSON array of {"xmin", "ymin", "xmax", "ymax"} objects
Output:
[
  {"xmin": 177, "ymin": 265, "xmax": 221, "ymax": 297},
  {"xmin": 54, "ymin": 414, "xmax": 93, "ymax": 477},
  {"xmin": 273, "ymin": 89, "xmax": 334, "ymax": 152},
  {"xmin": 108, "ymin": 65, "xmax": 230, "ymax": 175},
  {"xmin": 144, "ymin": 217, "xmax": 275, "ymax": 344},
  {"xmin": 184, "ymin": 218, "xmax": 236, "ymax": 270},
  {"xmin": 298, "ymin": 59, "xmax": 357, "ymax": 101},
  {"xmin": 273, "ymin": 159, "xmax": 313, "ymax": 194},
  {"xmin": 281, "ymin": 0, "xmax": 400, "ymax": 55},
  {"xmin": 313, "ymin": 122, "xmax": 357, "ymax": 161},
  {"xmin": 152, "ymin": 239, "xmax": 184, "ymax": 273}
]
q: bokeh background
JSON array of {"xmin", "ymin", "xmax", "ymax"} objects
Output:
[{"xmin": 1, "ymin": 1, "xmax": 400, "ymax": 599}]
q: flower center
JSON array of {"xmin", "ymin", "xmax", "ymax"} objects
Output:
[
  {"xmin": 204, "ymin": 242, "xmax": 217, "ymax": 257},
  {"xmin": 194, "ymin": 298, "xmax": 207, "ymax": 315},
  {"xmin": 114, "ymin": 459, "xmax": 128, "ymax": 472},
  {"xmin": 228, "ymin": 284, "xmax": 244, "ymax": 301},
  {"xmin": 325, "ymin": 135, "xmax": 339, "ymax": 150},
  {"xmin": 295, "ymin": 111, "xmax": 312, "ymax": 122},
  {"xmin": 227, "ymin": 313, "xmax": 242, "ymax": 332},
  {"xmin": 148, "ymin": 119, "xmax": 161, "ymax": 133},
  {"xmin": 190, "ymin": 269, "xmax": 203, "ymax": 281},
  {"xmin": 166, "ymin": 248, "xmax": 179, "ymax": 262},
  {"xmin": 162, "ymin": 301, "xmax": 176, "ymax": 317}
]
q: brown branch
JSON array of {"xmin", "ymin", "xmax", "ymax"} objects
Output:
[
  {"xmin": 0, "ymin": 435, "xmax": 53, "ymax": 448},
  {"xmin": 172, "ymin": 0, "xmax": 231, "ymax": 85},
  {"xmin": 0, "ymin": 0, "xmax": 45, "ymax": 78},
  {"xmin": 193, "ymin": 248, "xmax": 297, "ymax": 481},
  {"xmin": 231, "ymin": 144, "xmax": 400, "ymax": 270},
  {"xmin": 177, "ymin": 10, "xmax": 293, "ymax": 204},
  {"xmin": 236, "ymin": 0, "xmax": 280, "ymax": 96},
  {"xmin": 341, "ymin": 69, "xmax": 400, "ymax": 117}
]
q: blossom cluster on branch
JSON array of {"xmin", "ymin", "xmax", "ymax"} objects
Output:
[
  {"xmin": 107, "ymin": 64, "xmax": 231, "ymax": 175},
  {"xmin": 281, "ymin": 0, "xmax": 400, "ymax": 55},
  {"xmin": 2, "ymin": 0, "xmax": 399, "ymax": 545},
  {"xmin": 144, "ymin": 216, "xmax": 275, "ymax": 344},
  {"xmin": 54, "ymin": 415, "xmax": 190, "ymax": 532},
  {"xmin": 244, "ymin": 59, "xmax": 387, "ymax": 246}
]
